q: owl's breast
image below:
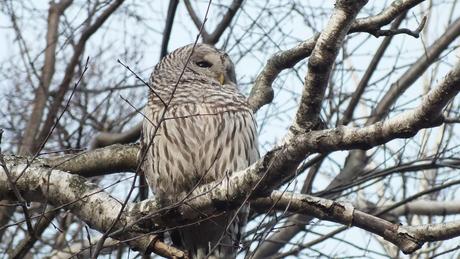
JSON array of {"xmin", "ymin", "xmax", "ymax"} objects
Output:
[{"xmin": 141, "ymin": 103, "xmax": 258, "ymax": 204}]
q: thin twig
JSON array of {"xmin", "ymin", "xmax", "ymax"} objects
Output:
[
  {"xmin": 117, "ymin": 59, "xmax": 167, "ymax": 107},
  {"xmin": 370, "ymin": 15, "xmax": 427, "ymax": 38}
]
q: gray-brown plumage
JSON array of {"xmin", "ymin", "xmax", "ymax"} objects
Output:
[{"xmin": 141, "ymin": 44, "xmax": 259, "ymax": 258}]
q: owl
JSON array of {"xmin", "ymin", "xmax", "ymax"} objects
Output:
[{"xmin": 141, "ymin": 43, "xmax": 259, "ymax": 258}]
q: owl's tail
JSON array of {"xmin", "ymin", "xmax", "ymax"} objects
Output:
[{"xmin": 172, "ymin": 207, "xmax": 248, "ymax": 259}]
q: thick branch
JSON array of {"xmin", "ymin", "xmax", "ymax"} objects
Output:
[
  {"xmin": 248, "ymin": 35, "xmax": 318, "ymax": 112},
  {"xmin": 89, "ymin": 122, "xmax": 142, "ymax": 150},
  {"xmin": 45, "ymin": 144, "xmax": 138, "ymax": 177},
  {"xmin": 294, "ymin": 0, "xmax": 368, "ymax": 131},
  {"xmin": 251, "ymin": 192, "xmax": 422, "ymax": 254},
  {"xmin": 406, "ymin": 221, "xmax": 460, "ymax": 242},
  {"xmin": 0, "ymin": 158, "xmax": 185, "ymax": 258},
  {"xmin": 292, "ymin": 60, "xmax": 460, "ymax": 152},
  {"xmin": 6, "ymin": 162, "xmax": 460, "ymax": 255}
]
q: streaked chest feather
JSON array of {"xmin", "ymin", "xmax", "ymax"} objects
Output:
[{"xmin": 142, "ymin": 103, "xmax": 259, "ymax": 203}]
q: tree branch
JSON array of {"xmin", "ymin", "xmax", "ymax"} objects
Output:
[
  {"xmin": 350, "ymin": 0, "xmax": 425, "ymax": 34},
  {"xmin": 373, "ymin": 200, "xmax": 460, "ymax": 217},
  {"xmin": 45, "ymin": 144, "xmax": 138, "ymax": 177},
  {"xmin": 253, "ymin": 14, "xmax": 460, "ymax": 256},
  {"xmin": 248, "ymin": 0, "xmax": 424, "ymax": 113},
  {"xmin": 0, "ymin": 157, "xmax": 185, "ymax": 258},
  {"xmin": 340, "ymin": 12, "xmax": 408, "ymax": 125},
  {"xmin": 160, "ymin": 0, "xmax": 179, "ymax": 58},
  {"xmin": 294, "ymin": 0, "xmax": 368, "ymax": 131},
  {"xmin": 4, "ymin": 160, "xmax": 460, "ymax": 255},
  {"xmin": 36, "ymin": 0, "xmax": 125, "ymax": 153},
  {"xmin": 248, "ymin": 35, "xmax": 318, "ymax": 112},
  {"xmin": 183, "ymin": 0, "xmax": 243, "ymax": 45},
  {"xmin": 205, "ymin": 0, "xmax": 243, "ymax": 45},
  {"xmin": 89, "ymin": 123, "xmax": 142, "ymax": 150},
  {"xmin": 251, "ymin": 192, "xmax": 422, "ymax": 254},
  {"xmin": 183, "ymin": 0, "xmax": 211, "ymax": 41},
  {"xmin": 19, "ymin": 0, "xmax": 73, "ymax": 156}
]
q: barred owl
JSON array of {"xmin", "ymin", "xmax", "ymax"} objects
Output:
[{"xmin": 141, "ymin": 43, "xmax": 259, "ymax": 258}]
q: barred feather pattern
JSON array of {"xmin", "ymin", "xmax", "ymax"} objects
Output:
[{"xmin": 141, "ymin": 44, "xmax": 259, "ymax": 258}]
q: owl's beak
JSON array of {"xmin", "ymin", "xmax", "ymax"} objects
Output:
[{"xmin": 218, "ymin": 73, "xmax": 225, "ymax": 85}]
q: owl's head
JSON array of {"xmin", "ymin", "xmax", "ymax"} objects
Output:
[
  {"xmin": 156, "ymin": 43, "xmax": 237, "ymax": 86},
  {"xmin": 185, "ymin": 44, "xmax": 237, "ymax": 85}
]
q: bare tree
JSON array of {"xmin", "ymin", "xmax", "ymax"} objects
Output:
[{"xmin": 1, "ymin": 0, "xmax": 460, "ymax": 258}]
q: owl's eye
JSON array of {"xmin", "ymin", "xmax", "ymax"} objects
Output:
[{"xmin": 196, "ymin": 61, "xmax": 212, "ymax": 68}]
